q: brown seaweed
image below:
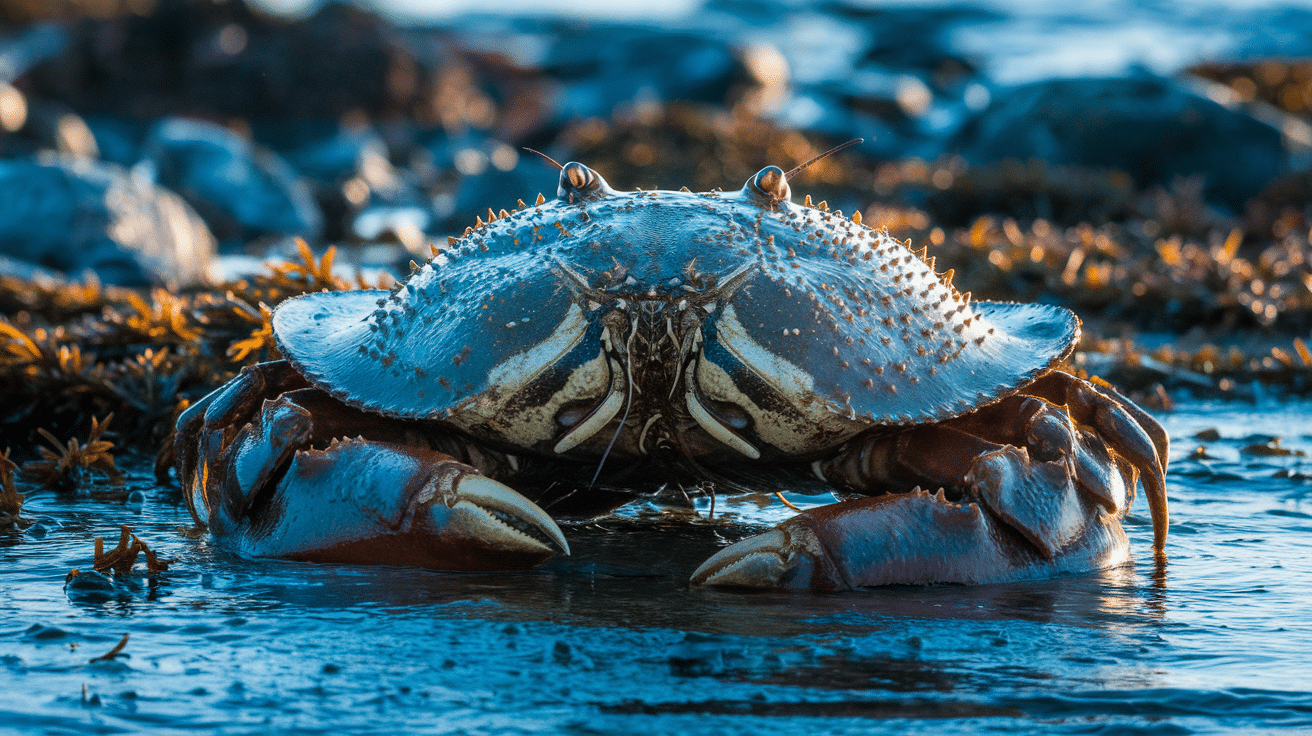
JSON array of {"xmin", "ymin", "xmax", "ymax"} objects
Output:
[
  {"xmin": 22, "ymin": 414, "xmax": 124, "ymax": 489},
  {"xmin": 0, "ymin": 447, "xmax": 31, "ymax": 530},
  {"xmin": 89, "ymin": 524, "xmax": 170, "ymax": 576}
]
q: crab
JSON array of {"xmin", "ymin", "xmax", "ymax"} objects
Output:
[{"xmin": 170, "ymin": 156, "xmax": 1169, "ymax": 589}]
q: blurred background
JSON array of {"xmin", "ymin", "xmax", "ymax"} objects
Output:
[
  {"xmin": 4, "ymin": 0, "xmax": 1312, "ymax": 442},
  {"xmin": 3, "ymin": 0, "xmax": 1312, "ymax": 317}
]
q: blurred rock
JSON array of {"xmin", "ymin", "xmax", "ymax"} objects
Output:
[
  {"xmin": 0, "ymin": 252, "xmax": 60, "ymax": 281},
  {"xmin": 425, "ymin": 132, "xmax": 558, "ymax": 230},
  {"xmin": 926, "ymin": 160, "xmax": 1137, "ymax": 226},
  {"xmin": 18, "ymin": 0, "xmax": 424, "ymax": 120},
  {"xmin": 952, "ymin": 76, "xmax": 1288, "ymax": 211},
  {"xmin": 0, "ymin": 80, "xmax": 104, "ymax": 160},
  {"xmin": 81, "ymin": 115, "xmax": 148, "ymax": 166},
  {"xmin": 540, "ymin": 25, "xmax": 751, "ymax": 122},
  {"xmin": 0, "ymin": 23, "xmax": 66, "ymax": 79},
  {"xmin": 274, "ymin": 121, "xmax": 430, "ymax": 245},
  {"xmin": 277, "ymin": 122, "xmax": 388, "ymax": 184},
  {"xmin": 0, "ymin": 155, "xmax": 217, "ymax": 285},
  {"xmin": 835, "ymin": 4, "xmax": 982, "ymax": 85},
  {"xmin": 142, "ymin": 117, "xmax": 321, "ymax": 249}
]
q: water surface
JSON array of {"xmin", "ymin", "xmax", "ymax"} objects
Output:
[{"xmin": 2, "ymin": 399, "xmax": 1311, "ymax": 734}]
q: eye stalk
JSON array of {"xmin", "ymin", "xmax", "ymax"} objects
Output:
[
  {"xmin": 744, "ymin": 165, "xmax": 791, "ymax": 204},
  {"xmin": 558, "ymin": 162, "xmax": 612, "ymax": 202},
  {"xmin": 743, "ymin": 139, "xmax": 863, "ymax": 208}
]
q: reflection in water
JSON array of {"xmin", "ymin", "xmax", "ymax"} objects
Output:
[{"xmin": 3, "ymin": 401, "xmax": 1312, "ymax": 733}]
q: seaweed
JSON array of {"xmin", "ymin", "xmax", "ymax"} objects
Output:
[
  {"xmin": 0, "ymin": 241, "xmax": 370, "ymax": 452},
  {"xmin": 65, "ymin": 525, "xmax": 170, "ymax": 578},
  {"xmin": 0, "ymin": 447, "xmax": 31, "ymax": 530},
  {"xmin": 22, "ymin": 414, "xmax": 124, "ymax": 489},
  {"xmin": 225, "ymin": 302, "xmax": 276, "ymax": 363},
  {"xmin": 88, "ymin": 633, "xmax": 130, "ymax": 663},
  {"xmin": 93, "ymin": 525, "xmax": 169, "ymax": 575}
]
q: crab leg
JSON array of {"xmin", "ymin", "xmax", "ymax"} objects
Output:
[
  {"xmin": 917, "ymin": 395, "xmax": 1131, "ymax": 515},
  {"xmin": 1021, "ymin": 373, "xmax": 1169, "ymax": 554},
  {"xmin": 173, "ymin": 360, "xmax": 308, "ymax": 504},
  {"xmin": 833, "ymin": 374, "xmax": 1167, "ymax": 553}
]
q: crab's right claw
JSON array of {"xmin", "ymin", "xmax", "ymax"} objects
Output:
[
  {"xmin": 690, "ymin": 487, "xmax": 1127, "ymax": 590},
  {"xmin": 226, "ymin": 437, "xmax": 569, "ymax": 572}
]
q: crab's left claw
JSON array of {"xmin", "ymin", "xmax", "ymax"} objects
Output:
[
  {"xmin": 178, "ymin": 371, "xmax": 569, "ymax": 573},
  {"xmin": 690, "ymin": 486, "xmax": 1127, "ymax": 590},
  {"xmin": 696, "ymin": 372, "xmax": 1167, "ymax": 590}
]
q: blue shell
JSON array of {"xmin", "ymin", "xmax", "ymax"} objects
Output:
[{"xmin": 273, "ymin": 173, "xmax": 1078, "ymax": 452}]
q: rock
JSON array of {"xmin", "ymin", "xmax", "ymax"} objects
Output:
[
  {"xmin": 275, "ymin": 122, "xmax": 427, "ymax": 244},
  {"xmin": 142, "ymin": 117, "xmax": 322, "ymax": 249},
  {"xmin": 952, "ymin": 76, "xmax": 1287, "ymax": 210},
  {"xmin": 423, "ymin": 132, "xmax": 559, "ymax": 230},
  {"xmin": 542, "ymin": 26, "xmax": 750, "ymax": 121},
  {"xmin": 19, "ymin": 0, "xmax": 422, "ymax": 121},
  {"xmin": 0, "ymin": 156, "xmax": 217, "ymax": 286}
]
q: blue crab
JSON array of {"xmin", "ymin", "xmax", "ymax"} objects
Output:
[{"xmin": 172, "ymin": 157, "xmax": 1168, "ymax": 589}]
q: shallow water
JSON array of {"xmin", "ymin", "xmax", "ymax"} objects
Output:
[{"xmin": 3, "ymin": 399, "xmax": 1312, "ymax": 735}]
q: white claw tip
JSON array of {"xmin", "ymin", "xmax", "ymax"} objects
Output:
[{"xmin": 690, "ymin": 529, "xmax": 789, "ymax": 587}]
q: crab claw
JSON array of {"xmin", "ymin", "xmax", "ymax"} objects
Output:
[
  {"xmin": 445, "ymin": 474, "xmax": 571, "ymax": 559},
  {"xmin": 230, "ymin": 438, "xmax": 569, "ymax": 572},
  {"xmin": 690, "ymin": 488, "xmax": 1127, "ymax": 590}
]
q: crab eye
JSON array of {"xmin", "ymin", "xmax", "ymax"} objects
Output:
[
  {"xmin": 558, "ymin": 162, "xmax": 610, "ymax": 201},
  {"xmin": 746, "ymin": 165, "xmax": 790, "ymax": 203},
  {"xmin": 555, "ymin": 400, "xmax": 595, "ymax": 428},
  {"xmin": 705, "ymin": 399, "xmax": 752, "ymax": 430}
]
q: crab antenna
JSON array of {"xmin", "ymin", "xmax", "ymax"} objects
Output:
[
  {"xmin": 784, "ymin": 138, "xmax": 863, "ymax": 180},
  {"xmin": 523, "ymin": 147, "xmax": 564, "ymax": 171},
  {"xmin": 589, "ymin": 317, "xmax": 639, "ymax": 489}
]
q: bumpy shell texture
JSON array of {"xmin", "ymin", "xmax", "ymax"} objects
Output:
[{"xmin": 272, "ymin": 181, "xmax": 1078, "ymax": 436}]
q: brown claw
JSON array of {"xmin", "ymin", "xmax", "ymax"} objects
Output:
[
  {"xmin": 1084, "ymin": 380, "xmax": 1170, "ymax": 555},
  {"xmin": 200, "ymin": 360, "xmax": 310, "ymax": 429},
  {"xmin": 1099, "ymin": 401, "xmax": 1169, "ymax": 554},
  {"xmin": 1086, "ymin": 378, "xmax": 1171, "ymax": 475}
]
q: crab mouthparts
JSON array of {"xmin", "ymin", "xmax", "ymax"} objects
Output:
[{"xmin": 543, "ymin": 299, "xmax": 765, "ymax": 463}]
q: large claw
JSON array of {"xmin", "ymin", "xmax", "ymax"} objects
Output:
[
  {"xmin": 783, "ymin": 371, "xmax": 1166, "ymax": 590},
  {"xmin": 690, "ymin": 488, "xmax": 1128, "ymax": 590},
  {"xmin": 225, "ymin": 437, "xmax": 568, "ymax": 571},
  {"xmin": 173, "ymin": 365, "xmax": 568, "ymax": 573}
]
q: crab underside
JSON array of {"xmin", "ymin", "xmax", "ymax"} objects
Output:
[{"xmin": 165, "ymin": 161, "xmax": 1169, "ymax": 589}]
